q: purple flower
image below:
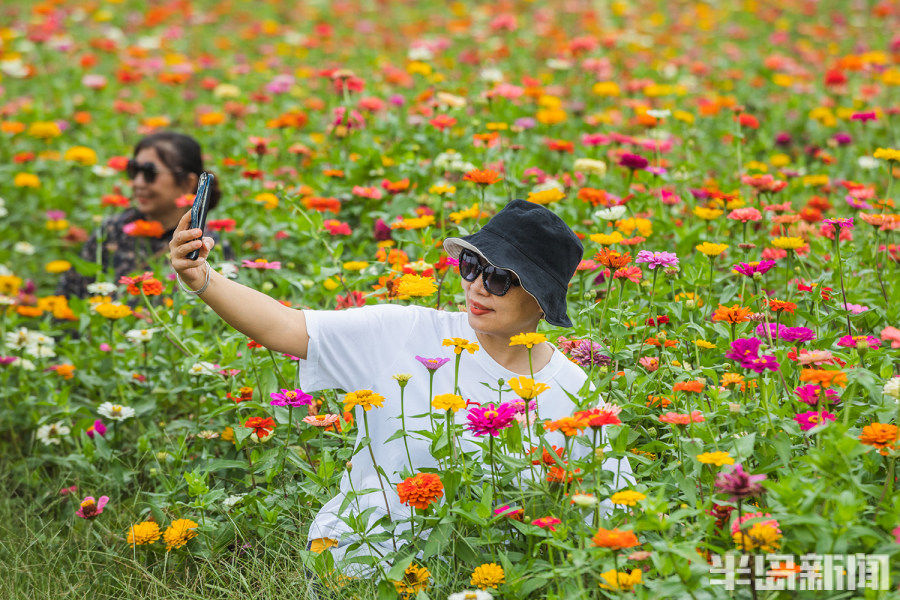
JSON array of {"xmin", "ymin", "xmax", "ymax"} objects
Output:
[
  {"xmin": 0, "ymin": 356, "xmax": 17, "ymax": 365},
  {"xmin": 823, "ymin": 217, "xmax": 854, "ymax": 229},
  {"xmin": 373, "ymin": 218, "xmax": 393, "ymax": 242},
  {"xmin": 714, "ymin": 463, "xmax": 767, "ymax": 501},
  {"xmin": 725, "ymin": 338, "xmax": 762, "ymax": 363},
  {"xmin": 733, "ymin": 260, "xmax": 776, "ymax": 277},
  {"xmin": 415, "ymin": 356, "xmax": 451, "ymax": 372},
  {"xmin": 780, "ymin": 327, "xmax": 816, "ymax": 343},
  {"xmin": 86, "ymin": 420, "xmax": 107, "ymax": 438},
  {"xmin": 845, "ymin": 196, "xmax": 873, "ymax": 210},
  {"xmin": 514, "ymin": 117, "xmax": 536, "ymax": 130},
  {"xmin": 635, "ymin": 250, "xmax": 679, "ymax": 269},
  {"xmin": 269, "ymin": 388, "xmax": 313, "ymax": 407},
  {"xmin": 793, "ymin": 410, "xmax": 836, "ymax": 431},
  {"xmin": 619, "ymin": 152, "xmax": 649, "ymax": 170},
  {"xmin": 510, "ymin": 399, "xmax": 537, "ymax": 415},
  {"xmin": 795, "ymin": 384, "xmax": 839, "ymax": 406},
  {"xmin": 465, "ymin": 402, "xmax": 517, "ymax": 437},
  {"xmin": 743, "ymin": 354, "xmax": 780, "ymax": 373},
  {"xmin": 774, "ymin": 132, "xmax": 792, "ymax": 146},
  {"xmin": 570, "ymin": 341, "xmax": 611, "ymax": 367}
]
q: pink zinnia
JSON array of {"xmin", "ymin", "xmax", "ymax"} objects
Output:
[
  {"xmin": 269, "ymin": 388, "xmax": 314, "ymax": 407},
  {"xmin": 302, "ymin": 414, "xmax": 340, "ymax": 427},
  {"xmin": 880, "ymin": 326, "xmax": 900, "ymax": 349},
  {"xmin": 86, "ymin": 419, "xmax": 107, "ymax": 438},
  {"xmin": 727, "ymin": 208, "xmax": 762, "ymax": 222},
  {"xmin": 532, "ymin": 516, "xmax": 562, "ymax": 531},
  {"xmin": 241, "ymin": 258, "xmax": 281, "ymax": 270},
  {"xmin": 465, "ymin": 402, "xmax": 516, "ymax": 437},
  {"xmin": 76, "ymin": 495, "xmax": 109, "ymax": 519},
  {"xmin": 618, "ymin": 152, "xmax": 648, "ymax": 170},
  {"xmin": 794, "ymin": 384, "xmax": 839, "ymax": 406}
]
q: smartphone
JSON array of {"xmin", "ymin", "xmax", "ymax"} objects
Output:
[{"xmin": 187, "ymin": 172, "xmax": 214, "ymax": 261}]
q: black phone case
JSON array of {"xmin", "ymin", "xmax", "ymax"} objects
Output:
[{"xmin": 187, "ymin": 172, "xmax": 214, "ymax": 260}]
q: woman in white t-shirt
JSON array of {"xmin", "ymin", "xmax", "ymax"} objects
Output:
[{"xmin": 168, "ymin": 199, "xmax": 632, "ymax": 575}]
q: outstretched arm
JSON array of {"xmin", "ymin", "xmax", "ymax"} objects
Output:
[{"xmin": 168, "ymin": 211, "xmax": 310, "ymax": 358}]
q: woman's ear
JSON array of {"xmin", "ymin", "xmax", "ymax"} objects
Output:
[{"xmin": 183, "ymin": 172, "xmax": 199, "ymax": 194}]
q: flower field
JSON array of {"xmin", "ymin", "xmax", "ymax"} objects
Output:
[{"xmin": 2, "ymin": 0, "xmax": 900, "ymax": 598}]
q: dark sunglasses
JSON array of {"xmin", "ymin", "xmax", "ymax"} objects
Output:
[
  {"xmin": 126, "ymin": 159, "xmax": 160, "ymax": 183},
  {"xmin": 458, "ymin": 249, "xmax": 521, "ymax": 296}
]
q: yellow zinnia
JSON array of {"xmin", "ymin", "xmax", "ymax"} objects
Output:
[
  {"xmin": 126, "ymin": 521, "xmax": 161, "ymax": 546},
  {"xmin": 470, "ymin": 563, "xmax": 505, "ymax": 590},
  {"xmin": 771, "ymin": 236, "xmax": 805, "ymax": 250},
  {"xmin": 343, "ymin": 389, "xmax": 385, "ymax": 412},
  {"xmin": 509, "ymin": 332, "xmax": 547, "ymax": 348},
  {"xmin": 696, "ymin": 451, "xmax": 734, "ymax": 466},
  {"xmin": 14, "ymin": 173, "xmax": 40, "ymax": 188},
  {"xmin": 527, "ymin": 188, "xmax": 565, "ymax": 205},
  {"xmin": 44, "ymin": 260, "xmax": 71, "ymax": 274},
  {"xmin": 590, "ymin": 232, "xmax": 625, "ymax": 245},
  {"xmin": 693, "ymin": 206, "xmax": 723, "ymax": 220},
  {"xmin": 442, "ymin": 338, "xmax": 479, "ymax": 355},
  {"xmin": 431, "ymin": 393, "xmax": 466, "ymax": 412},
  {"xmin": 342, "ymin": 261, "xmax": 369, "ymax": 271},
  {"xmin": 63, "ymin": 146, "xmax": 98, "ymax": 166},
  {"xmin": 396, "ymin": 274, "xmax": 437, "ymax": 297},
  {"xmin": 599, "ymin": 569, "xmax": 642, "ymax": 591},
  {"xmin": 507, "ymin": 376, "xmax": 550, "ymax": 399},
  {"xmin": 609, "ymin": 490, "xmax": 646, "ymax": 506},
  {"xmin": 94, "ymin": 302, "xmax": 133, "ymax": 319},
  {"xmin": 873, "ymin": 147, "xmax": 900, "ymax": 162},
  {"xmin": 163, "ymin": 518, "xmax": 199, "ymax": 551},
  {"xmin": 695, "ymin": 242, "xmax": 728, "ymax": 256}
]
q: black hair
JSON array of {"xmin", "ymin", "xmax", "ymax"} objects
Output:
[{"xmin": 133, "ymin": 131, "xmax": 222, "ymax": 211}]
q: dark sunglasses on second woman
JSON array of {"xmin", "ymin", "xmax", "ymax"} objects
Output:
[
  {"xmin": 125, "ymin": 160, "xmax": 160, "ymax": 183},
  {"xmin": 458, "ymin": 249, "xmax": 521, "ymax": 296}
]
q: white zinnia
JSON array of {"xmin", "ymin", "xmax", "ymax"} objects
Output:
[
  {"xmin": 884, "ymin": 377, "xmax": 900, "ymax": 400},
  {"xmin": 125, "ymin": 328, "xmax": 155, "ymax": 343},
  {"xmin": 13, "ymin": 242, "xmax": 36, "ymax": 255},
  {"xmin": 189, "ymin": 361, "xmax": 219, "ymax": 376},
  {"xmin": 87, "ymin": 282, "xmax": 117, "ymax": 295},
  {"xmin": 97, "ymin": 402, "xmax": 136, "ymax": 421},
  {"xmin": 594, "ymin": 205, "xmax": 627, "ymax": 221},
  {"xmin": 573, "ymin": 158, "xmax": 607, "ymax": 177},
  {"xmin": 222, "ymin": 494, "xmax": 246, "ymax": 509},
  {"xmin": 448, "ymin": 591, "xmax": 494, "ymax": 600},
  {"xmin": 857, "ymin": 156, "xmax": 879, "ymax": 170},
  {"xmin": 36, "ymin": 422, "xmax": 70, "ymax": 445}
]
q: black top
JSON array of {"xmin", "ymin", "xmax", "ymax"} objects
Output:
[{"xmin": 55, "ymin": 207, "xmax": 235, "ymax": 299}]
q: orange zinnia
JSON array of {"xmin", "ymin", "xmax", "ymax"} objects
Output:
[
  {"xmin": 858, "ymin": 423, "xmax": 898, "ymax": 455},
  {"xmin": 592, "ymin": 527, "xmax": 640, "ymax": 549},
  {"xmin": 463, "ymin": 168, "xmax": 502, "ymax": 185},
  {"xmin": 397, "ymin": 473, "xmax": 444, "ymax": 510},
  {"xmin": 799, "ymin": 369, "xmax": 848, "ymax": 388},
  {"xmin": 594, "ymin": 249, "xmax": 632, "ymax": 269},
  {"xmin": 711, "ymin": 304, "xmax": 752, "ymax": 323},
  {"xmin": 123, "ymin": 219, "xmax": 165, "ymax": 238},
  {"xmin": 544, "ymin": 416, "xmax": 586, "ymax": 437},
  {"xmin": 673, "ymin": 380, "xmax": 705, "ymax": 393},
  {"xmin": 303, "ymin": 196, "xmax": 341, "ymax": 213}
]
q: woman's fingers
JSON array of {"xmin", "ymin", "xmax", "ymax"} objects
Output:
[{"xmin": 199, "ymin": 237, "xmax": 214, "ymax": 259}]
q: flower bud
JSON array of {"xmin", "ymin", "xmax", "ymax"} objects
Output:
[
  {"xmin": 593, "ymin": 447, "xmax": 605, "ymax": 463},
  {"xmin": 728, "ymin": 402, "xmax": 741, "ymax": 413},
  {"xmin": 345, "ymin": 461, "xmax": 353, "ymax": 471}
]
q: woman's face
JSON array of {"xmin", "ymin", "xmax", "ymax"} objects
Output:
[
  {"xmin": 461, "ymin": 264, "xmax": 543, "ymax": 340},
  {"xmin": 130, "ymin": 146, "xmax": 195, "ymax": 219}
]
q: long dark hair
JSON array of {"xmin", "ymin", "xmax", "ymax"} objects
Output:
[{"xmin": 133, "ymin": 131, "xmax": 222, "ymax": 210}]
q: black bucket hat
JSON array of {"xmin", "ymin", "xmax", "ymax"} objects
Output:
[{"xmin": 443, "ymin": 199, "xmax": 583, "ymax": 328}]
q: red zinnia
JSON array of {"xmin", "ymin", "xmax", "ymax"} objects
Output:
[{"xmin": 243, "ymin": 417, "xmax": 276, "ymax": 437}]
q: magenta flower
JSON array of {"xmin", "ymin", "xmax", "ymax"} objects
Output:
[
  {"xmin": 465, "ymin": 402, "xmax": 516, "ymax": 437},
  {"xmin": 618, "ymin": 153, "xmax": 648, "ymax": 170},
  {"xmin": 86, "ymin": 420, "xmax": 107, "ymax": 438},
  {"xmin": 837, "ymin": 334, "xmax": 880, "ymax": 349},
  {"xmin": 850, "ymin": 111, "xmax": 877, "ymax": 122},
  {"xmin": 823, "ymin": 217, "xmax": 854, "ymax": 229},
  {"xmin": 415, "ymin": 356, "xmax": 451, "ymax": 371},
  {"xmin": 76, "ymin": 495, "xmax": 109, "ymax": 519},
  {"xmin": 793, "ymin": 410, "xmax": 836, "ymax": 431},
  {"xmin": 755, "ymin": 323, "xmax": 785, "ymax": 342},
  {"xmin": 780, "ymin": 327, "xmax": 816, "ymax": 343},
  {"xmin": 743, "ymin": 354, "xmax": 780, "ymax": 373},
  {"xmin": 0, "ymin": 356, "xmax": 17, "ymax": 365},
  {"xmin": 714, "ymin": 463, "xmax": 766, "ymax": 501},
  {"xmin": 733, "ymin": 260, "xmax": 776, "ymax": 277},
  {"xmin": 795, "ymin": 384, "xmax": 839, "ymax": 406},
  {"xmin": 635, "ymin": 250, "xmax": 678, "ymax": 269},
  {"xmin": 532, "ymin": 516, "xmax": 562, "ymax": 531},
  {"xmin": 269, "ymin": 388, "xmax": 313, "ymax": 407},
  {"xmin": 725, "ymin": 338, "xmax": 762, "ymax": 363},
  {"xmin": 510, "ymin": 398, "xmax": 537, "ymax": 414}
]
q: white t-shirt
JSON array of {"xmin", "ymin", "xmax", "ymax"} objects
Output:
[{"xmin": 298, "ymin": 304, "xmax": 632, "ymax": 574}]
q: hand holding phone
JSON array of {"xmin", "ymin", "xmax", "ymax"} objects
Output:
[{"xmin": 187, "ymin": 172, "xmax": 214, "ymax": 260}]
